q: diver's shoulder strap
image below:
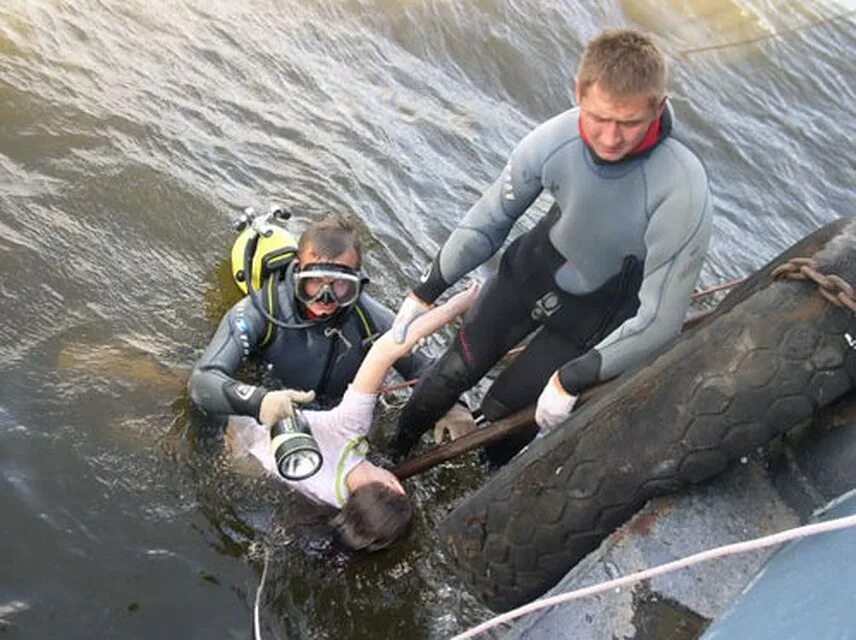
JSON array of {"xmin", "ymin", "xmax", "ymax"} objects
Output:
[
  {"xmin": 353, "ymin": 300, "xmax": 380, "ymax": 345},
  {"xmin": 258, "ymin": 273, "xmax": 282, "ymax": 348}
]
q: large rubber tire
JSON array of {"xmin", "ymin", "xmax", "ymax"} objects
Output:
[{"xmin": 439, "ymin": 218, "xmax": 856, "ymax": 612}]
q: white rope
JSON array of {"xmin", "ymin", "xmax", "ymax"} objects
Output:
[
  {"xmin": 453, "ymin": 513, "xmax": 856, "ymax": 640},
  {"xmin": 254, "ymin": 546, "xmax": 271, "ymax": 640}
]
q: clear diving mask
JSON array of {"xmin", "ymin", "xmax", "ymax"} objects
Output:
[{"xmin": 293, "ymin": 263, "xmax": 362, "ymax": 309}]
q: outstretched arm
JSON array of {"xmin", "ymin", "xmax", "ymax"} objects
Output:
[
  {"xmin": 353, "ymin": 284, "xmax": 479, "ymax": 394},
  {"xmin": 391, "ymin": 111, "xmax": 576, "ymax": 344},
  {"xmin": 355, "ymin": 293, "xmax": 433, "ymax": 380}
]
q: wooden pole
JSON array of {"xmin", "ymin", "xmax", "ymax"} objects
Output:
[
  {"xmin": 390, "ymin": 407, "xmax": 536, "ymax": 480},
  {"xmin": 389, "ymin": 378, "xmax": 623, "ymax": 480}
]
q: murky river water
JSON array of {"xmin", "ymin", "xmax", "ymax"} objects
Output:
[{"xmin": 0, "ymin": 1, "xmax": 854, "ymax": 638}]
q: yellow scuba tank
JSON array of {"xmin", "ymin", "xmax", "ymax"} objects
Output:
[{"xmin": 230, "ymin": 209, "xmax": 298, "ymax": 294}]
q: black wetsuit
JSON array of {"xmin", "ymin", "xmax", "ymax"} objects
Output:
[
  {"xmin": 396, "ymin": 105, "xmax": 712, "ymax": 463},
  {"xmin": 189, "ymin": 265, "xmax": 430, "ymax": 419}
]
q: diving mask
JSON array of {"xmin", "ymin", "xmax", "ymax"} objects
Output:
[{"xmin": 294, "ymin": 263, "xmax": 361, "ymax": 308}]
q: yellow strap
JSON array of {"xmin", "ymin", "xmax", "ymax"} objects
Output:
[
  {"xmin": 335, "ymin": 436, "xmax": 370, "ymax": 507},
  {"xmin": 354, "ymin": 305, "xmax": 374, "ymax": 342},
  {"xmin": 260, "ymin": 277, "xmax": 276, "ymax": 347},
  {"xmin": 266, "ymin": 251, "xmax": 294, "ymax": 268}
]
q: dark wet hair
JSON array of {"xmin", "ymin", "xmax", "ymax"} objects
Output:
[
  {"xmin": 298, "ymin": 216, "xmax": 362, "ymax": 267},
  {"xmin": 330, "ymin": 482, "xmax": 413, "ymax": 552}
]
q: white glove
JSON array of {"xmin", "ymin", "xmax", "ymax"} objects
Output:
[
  {"xmin": 392, "ymin": 293, "xmax": 432, "ymax": 344},
  {"xmin": 535, "ymin": 372, "xmax": 578, "ymax": 431},
  {"xmin": 433, "ymin": 403, "xmax": 477, "ymax": 444},
  {"xmin": 258, "ymin": 388, "xmax": 315, "ymax": 427}
]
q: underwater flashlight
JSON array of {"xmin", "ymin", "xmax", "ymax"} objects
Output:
[{"xmin": 270, "ymin": 411, "xmax": 323, "ymax": 481}]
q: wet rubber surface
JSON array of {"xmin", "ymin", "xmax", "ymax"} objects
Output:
[{"xmin": 440, "ymin": 219, "xmax": 856, "ymax": 611}]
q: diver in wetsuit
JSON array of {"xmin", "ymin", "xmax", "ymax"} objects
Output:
[
  {"xmin": 188, "ymin": 216, "xmax": 433, "ymax": 428},
  {"xmin": 391, "ymin": 29, "xmax": 714, "ymax": 464}
]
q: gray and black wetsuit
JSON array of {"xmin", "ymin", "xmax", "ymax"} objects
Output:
[
  {"xmin": 188, "ymin": 266, "xmax": 430, "ymax": 420},
  {"xmin": 397, "ymin": 105, "xmax": 713, "ymax": 463}
]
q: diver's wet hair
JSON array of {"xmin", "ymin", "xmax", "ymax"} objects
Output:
[
  {"xmin": 331, "ymin": 482, "xmax": 413, "ymax": 552},
  {"xmin": 299, "ymin": 216, "xmax": 362, "ymax": 267}
]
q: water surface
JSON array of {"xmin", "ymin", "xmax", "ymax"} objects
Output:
[{"xmin": 0, "ymin": 1, "xmax": 853, "ymax": 637}]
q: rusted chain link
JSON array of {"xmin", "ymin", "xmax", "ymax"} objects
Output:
[{"xmin": 771, "ymin": 257, "xmax": 856, "ymax": 311}]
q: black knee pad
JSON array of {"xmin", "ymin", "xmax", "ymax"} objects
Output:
[{"xmin": 433, "ymin": 347, "xmax": 478, "ymax": 389}]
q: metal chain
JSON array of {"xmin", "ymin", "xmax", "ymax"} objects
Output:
[{"xmin": 770, "ymin": 257, "xmax": 856, "ymax": 311}]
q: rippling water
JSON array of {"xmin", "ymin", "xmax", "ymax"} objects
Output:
[{"xmin": 1, "ymin": 1, "xmax": 854, "ymax": 638}]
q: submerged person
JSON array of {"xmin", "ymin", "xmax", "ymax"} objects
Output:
[
  {"xmin": 226, "ymin": 284, "xmax": 479, "ymax": 550},
  {"xmin": 391, "ymin": 28, "xmax": 713, "ymax": 464},
  {"xmin": 188, "ymin": 215, "xmax": 472, "ymax": 436}
]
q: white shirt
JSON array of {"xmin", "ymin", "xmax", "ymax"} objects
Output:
[{"xmin": 230, "ymin": 387, "xmax": 378, "ymax": 508}]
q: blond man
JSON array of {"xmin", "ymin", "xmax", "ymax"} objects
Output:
[{"xmin": 392, "ymin": 29, "xmax": 713, "ymax": 464}]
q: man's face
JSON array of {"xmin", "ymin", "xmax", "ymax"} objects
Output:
[
  {"xmin": 576, "ymin": 81, "xmax": 664, "ymax": 162},
  {"xmin": 295, "ymin": 245, "xmax": 360, "ymax": 317}
]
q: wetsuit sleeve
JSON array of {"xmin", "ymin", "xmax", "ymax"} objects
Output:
[
  {"xmin": 359, "ymin": 294, "xmax": 432, "ymax": 379},
  {"xmin": 187, "ymin": 297, "xmax": 270, "ymax": 419},
  {"xmin": 558, "ymin": 153, "xmax": 713, "ymax": 392},
  {"xmin": 413, "ymin": 115, "xmax": 570, "ymax": 303}
]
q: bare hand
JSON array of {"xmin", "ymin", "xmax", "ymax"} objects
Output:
[{"xmin": 433, "ymin": 403, "xmax": 477, "ymax": 444}]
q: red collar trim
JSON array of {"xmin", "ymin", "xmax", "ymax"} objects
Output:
[{"xmin": 633, "ymin": 116, "xmax": 661, "ymax": 154}]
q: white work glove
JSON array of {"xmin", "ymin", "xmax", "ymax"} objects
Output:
[
  {"xmin": 535, "ymin": 372, "xmax": 578, "ymax": 432},
  {"xmin": 392, "ymin": 293, "xmax": 432, "ymax": 344},
  {"xmin": 258, "ymin": 388, "xmax": 315, "ymax": 427},
  {"xmin": 433, "ymin": 403, "xmax": 477, "ymax": 444}
]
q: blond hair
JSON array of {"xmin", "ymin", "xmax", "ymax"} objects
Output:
[{"xmin": 577, "ymin": 29, "xmax": 667, "ymax": 106}]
